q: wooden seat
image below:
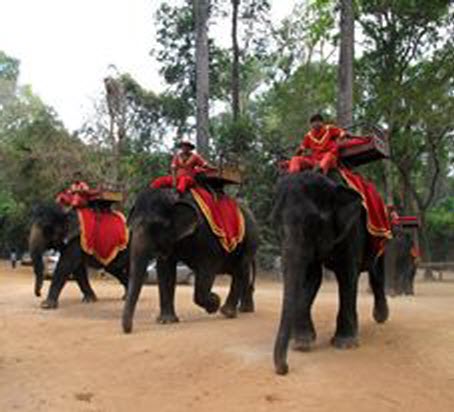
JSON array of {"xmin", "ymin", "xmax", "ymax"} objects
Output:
[
  {"xmin": 394, "ymin": 216, "xmax": 421, "ymax": 228},
  {"xmin": 96, "ymin": 190, "xmax": 123, "ymax": 203},
  {"xmin": 339, "ymin": 133, "xmax": 389, "ymax": 167},
  {"xmin": 202, "ymin": 164, "xmax": 243, "ymax": 185}
]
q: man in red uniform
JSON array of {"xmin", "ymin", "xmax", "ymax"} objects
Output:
[
  {"xmin": 56, "ymin": 172, "xmax": 91, "ymax": 208},
  {"xmin": 289, "ymin": 113, "xmax": 348, "ymax": 174},
  {"xmin": 151, "ymin": 140, "xmax": 214, "ymax": 193}
]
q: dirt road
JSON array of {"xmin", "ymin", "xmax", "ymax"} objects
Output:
[{"xmin": 1, "ymin": 261, "xmax": 454, "ymax": 412}]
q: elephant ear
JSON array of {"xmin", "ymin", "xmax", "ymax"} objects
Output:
[
  {"xmin": 172, "ymin": 200, "xmax": 200, "ymax": 241},
  {"xmin": 333, "ymin": 185, "xmax": 363, "ymax": 246}
]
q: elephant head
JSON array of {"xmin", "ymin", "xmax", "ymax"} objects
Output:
[
  {"xmin": 272, "ymin": 172, "xmax": 362, "ymax": 263},
  {"xmin": 29, "ymin": 204, "xmax": 68, "ymax": 297},
  {"xmin": 129, "ymin": 188, "xmax": 200, "ymax": 259}
]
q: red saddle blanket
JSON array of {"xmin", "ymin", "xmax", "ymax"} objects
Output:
[
  {"xmin": 190, "ymin": 187, "xmax": 245, "ymax": 253},
  {"xmin": 338, "ymin": 167, "xmax": 392, "ymax": 255},
  {"xmin": 77, "ymin": 208, "xmax": 129, "ymax": 265}
]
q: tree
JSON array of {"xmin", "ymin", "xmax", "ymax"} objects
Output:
[
  {"xmin": 356, "ymin": 0, "xmax": 454, "ymax": 258},
  {"xmin": 194, "ymin": 0, "xmax": 211, "ymax": 155},
  {"xmin": 231, "ymin": 0, "xmax": 241, "ymax": 121},
  {"xmin": 0, "ymin": 51, "xmax": 20, "ymax": 107},
  {"xmin": 104, "ymin": 74, "xmax": 127, "ymax": 186},
  {"xmin": 337, "ymin": 0, "xmax": 354, "ymax": 128}
]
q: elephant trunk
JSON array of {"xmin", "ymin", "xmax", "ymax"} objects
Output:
[
  {"xmin": 29, "ymin": 224, "xmax": 46, "ymax": 297},
  {"xmin": 122, "ymin": 228, "xmax": 150, "ymax": 333},
  {"xmin": 274, "ymin": 245, "xmax": 308, "ymax": 375}
]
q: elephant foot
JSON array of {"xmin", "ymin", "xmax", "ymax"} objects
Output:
[
  {"xmin": 34, "ymin": 289, "xmax": 42, "ymax": 298},
  {"xmin": 122, "ymin": 319, "xmax": 133, "ymax": 334},
  {"xmin": 40, "ymin": 299, "xmax": 58, "ymax": 310},
  {"xmin": 386, "ymin": 288, "xmax": 397, "ymax": 297},
  {"xmin": 373, "ymin": 301, "xmax": 389, "ymax": 324},
  {"xmin": 81, "ymin": 294, "xmax": 98, "ymax": 304},
  {"xmin": 331, "ymin": 335, "xmax": 359, "ymax": 349},
  {"xmin": 239, "ymin": 300, "xmax": 255, "ymax": 313},
  {"xmin": 275, "ymin": 362, "xmax": 289, "ymax": 376},
  {"xmin": 203, "ymin": 293, "xmax": 221, "ymax": 314},
  {"xmin": 220, "ymin": 304, "xmax": 238, "ymax": 319},
  {"xmin": 156, "ymin": 313, "xmax": 180, "ymax": 324},
  {"xmin": 292, "ymin": 334, "xmax": 316, "ymax": 352}
]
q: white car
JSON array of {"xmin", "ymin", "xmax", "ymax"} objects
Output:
[
  {"xmin": 44, "ymin": 251, "xmax": 60, "ymax": 278},
  {"xmin": 146, "ymin": 261, "xmax": 194, "ymax": 285}
]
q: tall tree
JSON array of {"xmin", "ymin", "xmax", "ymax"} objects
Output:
[
  {"xmin": 0, "ymin": 51, "xmax": 20, "ymax": 108},
  {"xmin": 357, "ymin": 0, "xmax": 454, "ymax": 257},
  {"xmin": 231, "ymin": 0, "xmax": 241, "ymax": 121},
  {"xmin": 104, "ymin": 75, "xmax": 127, "ymax": 187},
  {"xmin": 337, "ymin": 0, "xmax": 354, "ymax": 128},
  {"xmin": 194, "ymin": 0, "xmax": 211, "ymax": 155}
]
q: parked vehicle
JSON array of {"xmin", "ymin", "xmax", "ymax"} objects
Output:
[
  {"xmin": 44, "ymin": 251, "xmax": 60, "ymax": 278},
  {"xmin": 20, "ymin": 252, "xmax": 33, "ymax": 266},
  {"xmin": 146, "ymin": 261, "xmax": 194, "ymax": 285}
]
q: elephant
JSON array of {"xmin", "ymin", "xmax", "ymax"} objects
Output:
[
  {"xmin": 385, "ymin": 228, "xmax": 418, "ymax": 296},
  {"xmin": 271, "ymin": 171, "xmax": 389, "ymax": 375},
  {"xmin": 29, "ymin": 204, "xmax": 129, "ymax": 309},
  {"xmin": 122, "ymin": 187, "xmax": 258, "ymax": 334}
]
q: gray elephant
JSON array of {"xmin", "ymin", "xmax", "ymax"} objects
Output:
[
  {"xmin": 122, "ymin": 187, "xmax": 258, "ymax": 333},
  {"xmin": 385, "ymin": 228, "xmax": 418, "ymax": 296},
  {"xmin": 272, "ymin": 171, "xmax": 389, "ymax": 375},
  {"xmin": 29, "ymin": 204, "xmax": 129, "ymax": 308}
]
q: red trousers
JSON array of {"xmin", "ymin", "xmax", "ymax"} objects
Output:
[
  {"xmin": 151, "ymin": 175, "xmax": 196, "ymax": 194},
  {"xmin": 288, "ymin": 151, "xmax": 337, "ymax": 174}
]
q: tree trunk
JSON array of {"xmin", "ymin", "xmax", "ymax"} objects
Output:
[
  {"xmin": 104, "ymin": 76, "xmax": 126, "ymax": 188},
  {"xmin": 194, "ymin": 0, "xmax": 210, "ymax": 156},
  {"xmin": 231, "ymin": 0, "xmax": 240, "ymax": 121},
  {"xmin": 337, "ymin": 0, "xmax": 354, "ymax": 128},
  {"xmin": 383, "ymin": 159, "xmax": 394, "ymax": 205}
]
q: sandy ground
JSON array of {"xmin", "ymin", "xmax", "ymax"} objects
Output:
[{"xmin": 1, "ymin": 261, "xmax": 454, "ymax": 412}]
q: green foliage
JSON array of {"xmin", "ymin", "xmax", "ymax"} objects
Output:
[
  {"xmin": 426, "ymin": 196, "xmax": 454, "ymax": 260},
  {"xmin": 0, "ymin": 51, "xmax": 20, "ymax": 106},
  {"xmin": 153, "ymin": 0, "xmax": 231, "ymax": 136},
  {"xmin": 120, "ymin": 151, "xmax": 169, "ymax": 210},
  {"xmin": 356, "ymin": 0, "xmax": 454, "ymax": 221},
  {"xmin": 256, "ymin": 61, "xmax": 337, "ymax": 142},
  {"xmin": 0, "ymin": 51, "xmax": 103, "ymax": 253},
  {"xmin": 426, "ymin": 197, "xmax": 454, "ymax": 236}
]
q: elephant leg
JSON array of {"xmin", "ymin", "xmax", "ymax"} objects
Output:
[
  {"xmin": 31, "ymin": 249, "xmax": 45, "ymax": 297},
  {"xmin": 368, "ymin": 255, "xmax": 389, "ymax": 324},
  {"xmin": 406, "ymin": 265, "xmax": 416, "ymax": 295},
  {"xmin": 239, "ymin": 260, "xmax": 255, "ymax": 313},
  {"xmin": 292, "ymin": 262, "xmax": 322, "ymax": 352},
  {"xmin": 156, "ymin": 257, "xmax": 180, "ymax": 324},
  {"xmin": 193, "ymin": 270, "xmax": 220, "ymax": 315},
  {"xmin": 41, "ymin": 241, "xmax": 82, "ymax": 309},
  {"xmin": 122, "ymin": 229, "xmax": 149, "ymax": 333},
  {"xmin": 107, "ymin": 267, "xmax": 128, "ymax": 300},
  {"xmin": 220, "ymin": 270, "xmax": 242, "ymax": 319},
  {"xmin": 74, "ymin": 265, "xmax": 97, "ymax": 303},
  {"xmin": 332, "ymin": 263, "xmax": 360, "ymax": 349},
  {"xmin": 29, "ymin": 223, "xmax": 46, "ymax": 297},
  {"xmin": 395, "ymin": 266, "xmax": 405, "ymax": 295}
]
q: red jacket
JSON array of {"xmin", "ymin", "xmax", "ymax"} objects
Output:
[
  {"xmin": 299, "ymin": 125, "xmax": 346, "ymax": 160},
  {"xmin": 171, "ymin": 153, "xmax": 209, "ymax": 178}
]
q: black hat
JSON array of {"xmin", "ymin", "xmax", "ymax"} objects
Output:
[
  {"xmin": 177, "ymin": 140, "xmax": 195, "ymax": 150},
  {"xmin": 310, "ymin": 113, "xmax": 324, "ymax": 123}
]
